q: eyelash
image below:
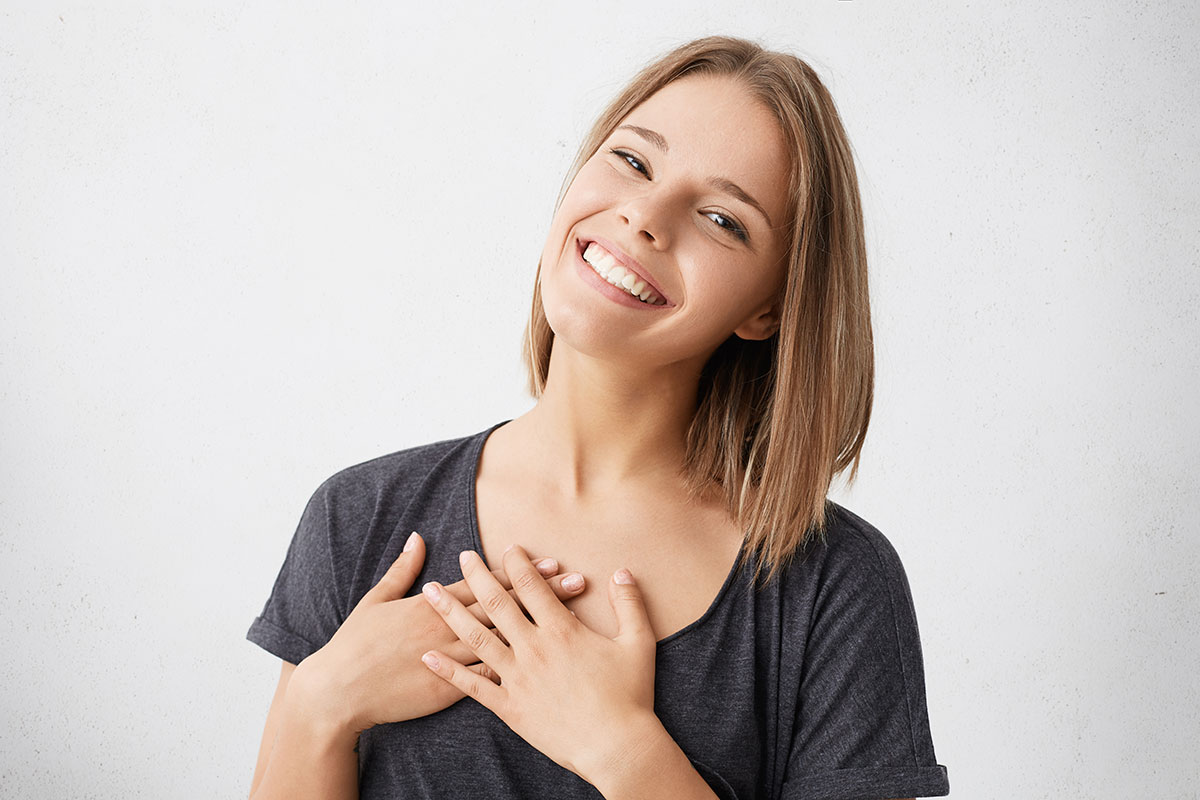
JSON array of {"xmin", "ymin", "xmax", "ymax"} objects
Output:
[{"xmin": 607, "ymin": 148, "xmax": 749, "ymax": 243}]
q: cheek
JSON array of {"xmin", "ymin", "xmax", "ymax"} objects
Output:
[
  {"xmin": 560, "ymin": 162, "xmax": 620, "ymax": 216},
  {"xmin": 683, "ymin": 261, "xmax": 778, "ymax": 337},
  {"xmin": 541, "ymin": 165, "xmax": 619, "ymax": 261}
]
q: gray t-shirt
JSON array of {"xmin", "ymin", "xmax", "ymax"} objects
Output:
[{"xmin": 247, "ymin": 421, "xmax": 950, "ymax": 799}]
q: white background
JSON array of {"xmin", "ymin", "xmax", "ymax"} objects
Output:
[{"xmin": 2, "ymin": 2, "xmax": 1197, "ymax": 797}]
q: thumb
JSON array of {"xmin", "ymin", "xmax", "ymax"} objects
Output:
[
  {"xmin": 366, "ymin": 531, "xmax": 426, "ymax": 602},
  {"xmin": 608, "ymin": 568, "xmax": 654, "ymax": 645}
]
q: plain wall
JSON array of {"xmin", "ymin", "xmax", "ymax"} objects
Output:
[{"xmin": 2, "ymin": 2, "xmax": 1197, "ymax": 797}]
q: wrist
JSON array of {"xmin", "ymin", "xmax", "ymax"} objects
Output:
[
  {"xmin": 286, "ymin": 655, "xmax": 362, "ymax": 748},
  {"xmin": 582, "ymin": 711, "xmax": 671, "ymax": 793}
]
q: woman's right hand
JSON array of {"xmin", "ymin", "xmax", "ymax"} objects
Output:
[{"xmin": 286, "ymin": 531, "xmax": 586, "ymax": 737}]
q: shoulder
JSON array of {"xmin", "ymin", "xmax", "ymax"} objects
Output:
[
  {"xmin": 308, "ymin": 426, "xmax": 489, "ymax": 517},
  {"xmin": 817, "ymin": 501, "xmax": 912, "ymax": 588},
  {"xmin": 770, "ymin": 501, "xmax": 923, "ymax": 642},
  {"xmin": 296, "ymin": 425, "xmax": 493, "ymax": 570},
  {"xmin": 296, "ymin": 424, "xmax": 498, "ymax": 599}
]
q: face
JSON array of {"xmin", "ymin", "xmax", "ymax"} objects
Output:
[{"xmin": 537, "ymin": 73, "xmax": 792, "ymax": 374}]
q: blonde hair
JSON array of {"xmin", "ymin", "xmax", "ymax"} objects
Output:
[{"xmin": 523, "ymin": 35, "xmax": 874, "ymax": 588}]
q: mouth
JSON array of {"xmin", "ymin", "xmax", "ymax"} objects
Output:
[{"xmin": 575, "ymin": 237, "xmax": 673, "ymax": 306}]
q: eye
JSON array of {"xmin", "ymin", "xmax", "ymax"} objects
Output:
[
  {"xmin": 609, "ymin": 148, "xmax": 649, "ymax": 177},
  {"xmin": 705, "ymin": 211, "xmax": 749, "ymax": 242}
]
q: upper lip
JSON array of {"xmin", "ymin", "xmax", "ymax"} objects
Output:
[{"xmin": 578, "ymin": 235, "xmax": 673, "ymax": 305}]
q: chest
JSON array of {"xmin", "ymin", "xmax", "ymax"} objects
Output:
[{"xmin": 474, "ymin": 474, "xmax": 744, "ymax": 642}]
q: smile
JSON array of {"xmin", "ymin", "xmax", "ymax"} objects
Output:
[{"xmin": 577, "ymin": 240, "xmax": 668, "ymax": 305}]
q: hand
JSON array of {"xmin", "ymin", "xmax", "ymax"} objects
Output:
[
  {"xmin": 290, "ymin": 532, "xmax": 589, "ymax": 736},
  {"xmin": 418, "ymin": 544, "xmax": 660, "ymax": 785}
]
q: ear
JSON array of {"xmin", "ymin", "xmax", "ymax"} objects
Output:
[{"xmin": 733, "ymin": 299, "xmax": 781, "ymax": 341}]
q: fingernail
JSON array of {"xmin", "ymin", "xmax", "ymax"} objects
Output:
[
  {"xmin": 614, "ymin": 568, "xmax": 635, "ymax": 585},
  {"xmin": 562, "ymin": 573, "xmax": 584, "ymax": 592},
  {"xmin": 404, "ymin": 532, "xmax": 418, "ymax": 552},
  {"xmin": 536, "ymin": 558, "xmax": 558, "ymax": 575},
  {"xmin": 459, "ymin": 550, "xmax": 472, "ymax": 568},
  {"xmin": 421, "ymin": 652, "xmax": 440, "ymax": 670},
  {"xmin": 422, "ymin": 581, "xmax": 442, "ymax": 603}
]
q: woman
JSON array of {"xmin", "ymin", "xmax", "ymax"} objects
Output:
[{"xmin": 247, "ymin": 35, "xmax": 950, "ymax": 800}]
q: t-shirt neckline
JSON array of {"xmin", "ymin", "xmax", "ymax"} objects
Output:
[{"xmin": 463, "ymin": 419, "xmax": 746, "ymax": 651}]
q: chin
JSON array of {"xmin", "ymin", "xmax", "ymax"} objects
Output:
[{"xmin": 541, "ymin": 286, "xmax": 611, "ymax": 355}]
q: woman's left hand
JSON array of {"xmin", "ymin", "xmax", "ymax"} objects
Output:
[{"xmin": 418, "ymin": 543, "xmax": 661, "ymax": 785}]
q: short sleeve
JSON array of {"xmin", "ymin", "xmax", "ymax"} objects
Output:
[
  {"xmin": 780, "ymin": 523, "xmax": 949, "ymax": 799},
  {"xmin": 245, "ymin": 480, "xmax": 347, "ymax": 665}
]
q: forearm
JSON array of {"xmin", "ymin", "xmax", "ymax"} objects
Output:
[
  {"xmin": 249, "ymin": 676, "xmax": 359, "ymax": 800},
  {"xmin": 588, "ymin": 715, "xmax": 720, "ymax": 800}
]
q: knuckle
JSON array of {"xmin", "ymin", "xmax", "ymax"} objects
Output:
[
  {"xmin": 482, "ymin": 590, "xmax": 509, "ymax": 615},
  {"xmin": 465, "ymin": 627, "xmax": 490, "ymax": 652},
  {"xmin": 513, "ymin": 570, "xmax": 541, "ymax": 593}
]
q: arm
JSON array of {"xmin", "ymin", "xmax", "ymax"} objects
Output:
[
  {"xmin": 249, "ymin": 661, "xmax": 297, "ymax": 796},
  {"xmin": 249, "ymin": 660, "xmax": 358, "ymax": 800},
  {"xmin": 585, "ymin": 713, "xmax": 719, "ymax": 800}
]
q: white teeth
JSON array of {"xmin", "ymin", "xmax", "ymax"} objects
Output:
[
  {"xmin": 583, "ymin": 242, "xmax": 618, "ymax": 273},
  {"xmin": 582, "ymin": 241, "xmax": 665, "ymax": 305}
]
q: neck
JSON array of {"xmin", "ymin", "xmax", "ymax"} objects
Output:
[{"xmin": 510, "ymin": 342, "xmax": 706, "ymax": 499}]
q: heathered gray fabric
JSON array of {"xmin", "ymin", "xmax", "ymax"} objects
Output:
[{"xmin": 247, "ymin": 421, "xmax": 950, "ymax": 799}]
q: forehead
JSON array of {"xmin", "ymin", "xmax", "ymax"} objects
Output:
[{"xmin": 618, "ymin": 74, "xmax": 791, "ymax": 222}]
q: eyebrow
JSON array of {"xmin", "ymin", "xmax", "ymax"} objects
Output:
[
  {"xmin": 616, "ymin": 124, "xmax": 773, "ymax": 227},
  {"xmin": 618, "ymin": 124, "xmax": 670, "ymax": 153}
]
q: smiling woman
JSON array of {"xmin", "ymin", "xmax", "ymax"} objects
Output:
[{"xmin": 245, "ymin": 35, "xmax": 949, "ymax": 800}]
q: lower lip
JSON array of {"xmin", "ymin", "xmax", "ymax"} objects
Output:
[{"xmin": 573, "ymin": 239, "xmax": 667, "ymax": 310}]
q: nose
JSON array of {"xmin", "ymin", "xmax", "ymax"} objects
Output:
[{"xmin": 617, "ymin": 188, "xmax": 673, "ymax": 248}]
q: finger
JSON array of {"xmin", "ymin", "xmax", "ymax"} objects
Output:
[
  {"xmin": 608, "ymin": 568, "xmax": 656, "ymax": 645},
  {"xmin": 443, "ymin": 639, "xmax": 490, "ymax": 665},
  {"xmin": 437, "ymin": 621, "xmax": 509, "ymax": 656},
  {"xmin": 422, "ymin": 650, "xmax": 506, "ymax": 710},
  {"xmin": 465, "ymin": 660, "xmax": 502, "ymax": 685},
  {"xmin": 546, "ymin": 571, "xmax": 589, "ymax": 603},
  {"xmin": 459, "ymin": 572, "xmax": 586, "ymax": 628},
  {"xmin": 421, "ymin": 578, "xmax": 515, "ymax": 673},
  {"xmin": 443, "ymin": 557, "xmax": 559, "ymax": 605},
  {"xmin": 502, "ymin": 544, "xmax": 575, "ymax": 630},
  {"xmin": 457, "ymin": 550, "xmax": 535, "ymax": 643},
  {"xmin": 363, "ymin": 532, "xmax": 425, "ymax": 603}
]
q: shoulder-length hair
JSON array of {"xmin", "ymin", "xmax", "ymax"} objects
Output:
[{"xmin": 523, "ymin": 35, "xmax": 874, "ymax": 587}]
